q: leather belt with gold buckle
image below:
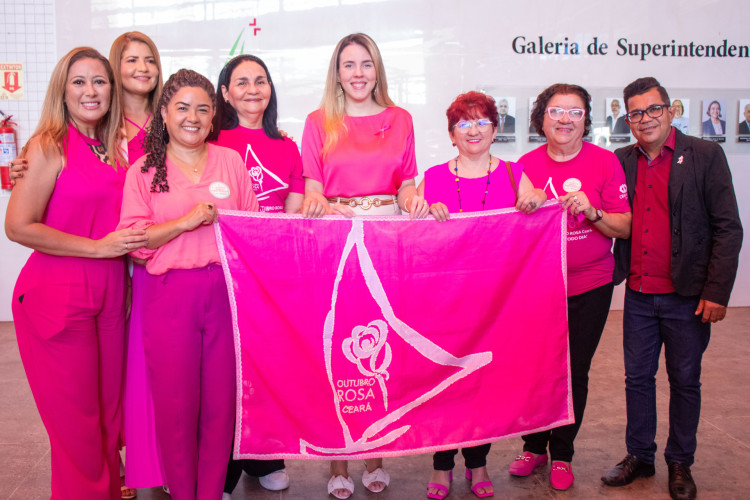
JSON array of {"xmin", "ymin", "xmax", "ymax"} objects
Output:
[{"xmin": 327, "ymin": 196, "xmax": 395, "ymax": 210}]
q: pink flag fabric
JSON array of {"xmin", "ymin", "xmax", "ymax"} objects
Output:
[{"xmin": 216, "ymin": 204, "xmax": 571, "ymax": 460}]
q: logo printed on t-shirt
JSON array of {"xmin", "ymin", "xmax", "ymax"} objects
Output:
[
  {"xmin": 244, "ymin": 144, "xmax": 288, "ymax": 201},
  {"xmin": 619, "ymin": 184, "xmax": 627, "ymax": 194},
  {"xmin": 209, "ymin": 181, "xmax": 231, "ymax": 199}
]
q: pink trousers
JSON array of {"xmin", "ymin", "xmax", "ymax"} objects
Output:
[
  {"xmin": 13, "ymin": 254, "xmax": 126, "ymax": 500},
  {"xmin": 141, "ymin": 264, "xmax": 235, "ymax": 500}
]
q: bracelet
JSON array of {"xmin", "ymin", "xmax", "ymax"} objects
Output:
[{"xmin": 402, "ymin": 197, "xmax": 412, "ymax": 213}]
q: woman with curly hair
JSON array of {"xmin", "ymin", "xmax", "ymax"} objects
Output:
[
  {"xmin": 6, "ymin": 46, "xmax": 147, "ymax": 499},
  {"xmin": 117, "ymin": 69, "xmax": 258, "ymax": 500}
]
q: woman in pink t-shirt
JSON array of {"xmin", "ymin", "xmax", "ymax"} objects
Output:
[
  {"xmin": 418, "ymin": 91, "xmax": 546, "ymax": 500},
  {"xmin": 207, "ymin": 54, "xmax": 302, "ymax": 497},
  {"xmin": 118, "ymin": 69, "xmax": 258, "ymax": 500},
  {"xmin": 508, "ymin": 84, "xmax": 632, "ymax": 491},
  {"xmin": 300, "ymin": 33, "xmax": 429, "ymax": 500}
]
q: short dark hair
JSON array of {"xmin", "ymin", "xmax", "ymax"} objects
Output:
[
  {"xmin": 529, "ymin": 83, "xmax": 591, "ymax": 138},
  {"xmin": 209, "ymin": 54, "xmax": 282, "ymax": 141},
  {"xmin": 622, "ymin": 77, "xmax": 670, "ymax": 112}
]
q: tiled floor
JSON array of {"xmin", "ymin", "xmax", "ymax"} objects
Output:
[{"xmin": 1, "ymin": 309, "xmax": 749, "ymax": 499}]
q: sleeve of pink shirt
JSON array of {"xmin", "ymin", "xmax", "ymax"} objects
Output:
[
  {"xmin": 301, "ymin": 112, "xmax": 325, "ymax": 183},
  {"xmin": 399, "ymin": 118, "xmax": 418, "ymax": 181},
  {"xmin": 600, "ymin": 154, "xmax": 630, "ymax": 214},
  {"xmin": 287, "ymin": 139, "xmax": 305, "ymax": 194},
  {"xmin": 118, "ymin": 160, "xmax": 158, "ymax": 260}
]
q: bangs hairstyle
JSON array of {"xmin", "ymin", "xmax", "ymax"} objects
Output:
[
  {"xmin": 319, "ymin": 33, "xmax": 394, "ymax": 155},
  {"xmin": 208, "ymin": 54, "xmax": 282, "ymax": 141},
  {"xmin": 142, "ymin": 69, "xmax": 216, "ymax": 193},
  {"xmin": 24, "ymin": 46, "xmax": 124, "ymax": 169},
  {"xmin": 622, "ymin": 77, "xmax": 670, "ymax": 112},
  {"xmin": 530, "ymin": 83, "xmax": 592, "ymax": 138},
  {"xmin": 109, "ymin": 31, "xmax": 164, "ymax": 118},
  {"xmin": 446, "ymin": 91, "xmax": 499, "ymax": 132}
]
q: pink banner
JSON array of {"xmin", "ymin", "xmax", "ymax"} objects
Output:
[{"xmin": 216, "ymin": 205, "xmax": 571, "ymax": 460}]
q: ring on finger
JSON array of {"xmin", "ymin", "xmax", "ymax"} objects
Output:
[{"xmin": 125, "ymin": 242, "xmax": 129, "ymax": 249}]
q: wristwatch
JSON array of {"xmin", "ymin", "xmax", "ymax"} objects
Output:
[{"xmin": 592, "ymin": 208, "xmax": 603, "ymax": 222}]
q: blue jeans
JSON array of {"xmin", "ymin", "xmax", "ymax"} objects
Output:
[{"xmin": 623, "ymin": 288, "xmax": 710, "ymax": 466}]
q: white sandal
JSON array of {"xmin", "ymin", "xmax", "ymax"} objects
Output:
[
  {"xmin": 327, "ymin": 474, "xmax": 355, "ymax": 499},
  {"xmin": 362, "ymin": 467, "xmax": 390, "ymax": 493}
]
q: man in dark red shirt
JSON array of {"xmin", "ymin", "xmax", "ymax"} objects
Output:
[{"xmin": 601, "ymin": 77, "xmax": 743, "ymax": 500}]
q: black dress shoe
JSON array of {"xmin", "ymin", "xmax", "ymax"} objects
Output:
[
  {"xmin": 668, "ymin": 463, "xmax": 696, "ymax": 500},
  {"xmin": 601, "ymin": 454, "xmax": 656, "ymax": 486}
]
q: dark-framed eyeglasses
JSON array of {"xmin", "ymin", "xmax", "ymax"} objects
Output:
[
  {"xmin": 546, "ymin": 107, "xmax": 585, "ymax": 122},
  {"xmin": 453, "ymin": 118, "xmax": 494, "ymax": 131},
  {"xmin": 626, "ymin": 104, "xmax": 669, "ymax": 123}
]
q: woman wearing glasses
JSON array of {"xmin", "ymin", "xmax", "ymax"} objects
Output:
[
  {"xmin": 418, "ymin": 91, "xmax": 545, "ymax": 500},
  {"xmin": 507, "ymin": 84, "xmax": 631, "ymax": 491}
]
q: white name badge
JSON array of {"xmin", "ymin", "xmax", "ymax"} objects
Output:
[
  {"xmin": 209, "ymin": 181, "xmax": 231, "ymax": 199},
  {"xmin": 562, "ymin": 178, "xmax": 582, "ymax": 193}
]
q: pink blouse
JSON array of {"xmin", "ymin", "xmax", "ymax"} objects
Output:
[
  {"xmin": 301, "ymin": 106, "xmax": 418, "ymax": 197},
  {"xmin": 118, "ymin": 144, "xmax": 259, "ymax": 275}
]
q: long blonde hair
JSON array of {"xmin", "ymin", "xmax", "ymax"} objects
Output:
[
  {"xmin": 320, "ymin": 33, "xmax": 394, "ymax": 155},
  {"xmin": 24, "ymin": 47, "xmax": 124, "ymax": 169},
  {"xmin": 109, "ymin": 31, "xmax": 164, "ymax": 118}
]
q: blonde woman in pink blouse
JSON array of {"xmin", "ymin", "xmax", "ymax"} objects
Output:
[
  {"xmin": 300, "ymin": 32, "xmax": 429, "ymax": 500},
  {"xmin": 118, "ymin": 69, "xmax": 258, "ymax": 500}
]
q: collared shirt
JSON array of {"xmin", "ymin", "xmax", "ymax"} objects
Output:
[{"xmin": 628, "ymin": 127, "xmax": 677, "ymax": 293}]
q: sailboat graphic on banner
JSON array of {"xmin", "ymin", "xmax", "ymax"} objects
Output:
[{"xmin": 300, "ymin": 219, "xmax": 492, "ymax": 456}]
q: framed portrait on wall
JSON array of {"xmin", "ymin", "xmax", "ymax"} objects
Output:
[
  {"xmin": 701, "ymin": 98, "xmax": 727, "ymax": 142},
  {"xmin": 738, "ymin": 99, "xmax": 750, "ymax": 142},
  {"xmin": 493, "ymin": 96, "xmax": 516, "ymax": 143}
]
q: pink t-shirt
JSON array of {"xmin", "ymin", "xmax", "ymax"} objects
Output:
[
  {"xmin": 210, "ymin": 126, "xmax": 304, "ymax": 213},
  {"xmin": 301, "ymin": 106, "xmax": 418, "ymax": 197},
  {"xmin": 423, "ymin": 160, "xmax": 523, "ymax": 212},
  {"xmin": 521, "ymin": 142, "xmax": 630, "ymax": 296},
  {"xmin": 118, "ymin": 144, "xmax": 259, "ymax": 275}
]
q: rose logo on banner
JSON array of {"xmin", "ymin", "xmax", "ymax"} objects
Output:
[{"xmin": 342, "ymin": 319, "xmax": 393, "ymax": 410}]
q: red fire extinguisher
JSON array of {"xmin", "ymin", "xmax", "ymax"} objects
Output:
[{"xmin": 0, "ymin": 114, "xmax": 18, "ymax": 189}]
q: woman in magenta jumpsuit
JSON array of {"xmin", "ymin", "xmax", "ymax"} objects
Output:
[{"xmin": 5, "ymin": 47, "xmax": 148, "ymax": 499}]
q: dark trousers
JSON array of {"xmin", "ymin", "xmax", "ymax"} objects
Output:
[
  {"xmin": 224, "ymin": 457, "xmax": 285, "ymax": 493},
  {"xmin": 433, "ymin": 444, "xmax": 492, "ymax": 471},
  {"xmin": 522, "ymin": 281, "xmax": 614, "ymax": 462},
  {"xmin": 623, "ymin": 288, "xmax": 710, "ymax": 466}
]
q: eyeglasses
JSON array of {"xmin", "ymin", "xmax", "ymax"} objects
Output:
[
  {"xmin": 453, "ymin": 118, "xmax": 493, "ymax": 131},
  {"xmin": 546, "ymin": 107, "xmax": 585, "ymax": 121},
  {"xmin": 625, "ymin": 104, "xmax": 669, "ymax": 123}
]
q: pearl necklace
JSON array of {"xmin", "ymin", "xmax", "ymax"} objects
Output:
[{"xmin": 454, "ymin": 154, "xmax": 492, "ymax": 213}]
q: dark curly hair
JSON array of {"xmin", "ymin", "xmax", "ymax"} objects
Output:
[
  {"xmin": 142, "ymin": 68, "xmax": 216, "ymax": 192},
  {"xmin": 530, "ymin": 83, "xmax": 591, "ymax": 138},
  {"xmin": 207, "ymin": 54, "xmax": 282, "ymax": 141}
]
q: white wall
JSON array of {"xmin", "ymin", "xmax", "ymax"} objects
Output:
[{"xmin": 1, "ymin": 0, "xmax": 749, "ymax": 319}]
